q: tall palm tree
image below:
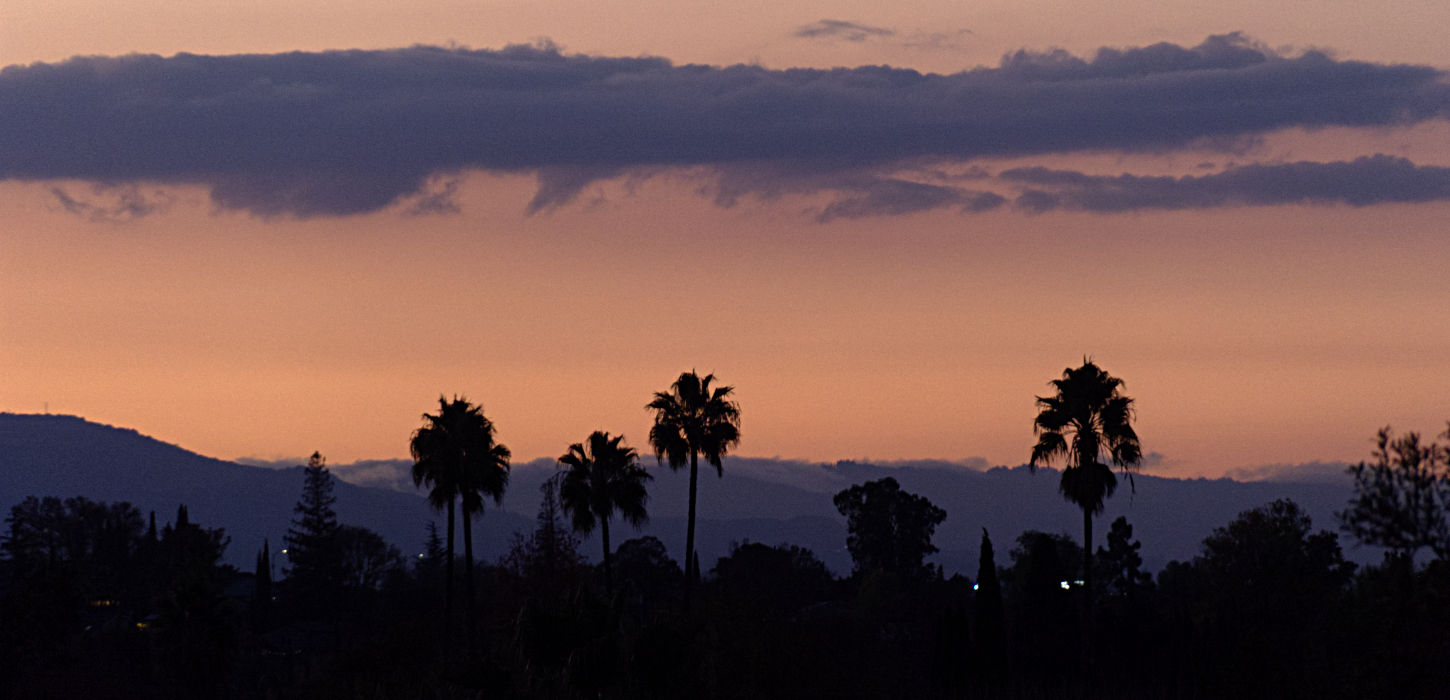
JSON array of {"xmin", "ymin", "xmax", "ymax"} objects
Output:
[
  {"xmin": 410, "ymin": 396, "xmax": 511, "ymax": 630},
  {"xmin": 647, "ymin": 371, "xmax": 741, "ymax": 602},
  {"xmin": 557, "ymin": 431, "xmax": 653, "ymax": 593},
  {"xmin": 1029, "ymin": 359, "xmax": 1142, "ymax": 679}
]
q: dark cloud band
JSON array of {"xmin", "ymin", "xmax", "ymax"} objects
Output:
[{"xmin": 1, "ymin": 35, "xmax": 1446, "ymax": 217}]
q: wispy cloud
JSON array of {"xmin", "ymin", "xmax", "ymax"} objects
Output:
[
  {"xmin": 50, "ymin": 184, "xmax": 172, "ymax": 222},
  {"xmin": 794, "ymin": 19, "xmax": 896, "ymax": 43},
  {"xmin": 2, "ymin": 34, "xmax": 1446, "ymax": 219},
  {"xmin": 794, "ymin": 19, "xmax": 974, "ymax": 52},
  {"xmin": 1001, "ymin": 155, "xmax": 1450, "ymax": 213}
]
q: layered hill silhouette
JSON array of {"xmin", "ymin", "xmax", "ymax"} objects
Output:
[
  {"xmin": 0, "ymin": 413, "xmax": 529, "ymax": 569},
  {"xmin": 0, "ymin": 413, "xmax": 1381, "ymax": 575}
]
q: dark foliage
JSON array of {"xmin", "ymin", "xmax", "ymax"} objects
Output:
[
  {"xmin": 500, "ymin": 477, "xmax": 587, "ymax": 605},
  {"xmin": 337, "ymin": 524, "xmax": 404, "ymax": 591},
  {"xmin": 1004, "ymin": 530, "xmax": 1082, "ymax": 685},
  {"xmin": 613, "ymin": 536, "xmax": 684, "ymax": 609},
  {"xmin": 0, "ymin": 497, "xmax": 239, "ymax": 699},
  {"xmin": 1339, "ymin": 424, "xmax": 1450, "ymax": 559},
  {"xmin": 5, "ymin": 425, "xmax": 1450, "ymax": 699},
  {"xmin": 973, "ymin": 528, "xmax": 1006, "ymax": 686},
  {"xmin": 833, "ymin": 477, "xmax": 947, "ymax": 577},
  {"xmin": 283, "ymin": 452, "xmax": 343, "ymax": 618},
  {"xmin": 708, "ymin": 541, "xmax": 833, "ymax": 615}
]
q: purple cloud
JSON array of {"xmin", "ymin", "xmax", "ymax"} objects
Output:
[{"xmin": 1, "ymin": 35, "xmax": 1446, "ymax": 218}]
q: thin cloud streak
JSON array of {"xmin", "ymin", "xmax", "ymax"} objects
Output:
[
  {"xmin": 1, "ymin": 34, "xmax": 1447, "ymax": 218},
  {"xmin": 794, "ymin": 20, "xmax": 897, "ymax": 43},
  {"xmin": 1001, "ymin": 155, "xmax": 1450, "ymax": 213}
]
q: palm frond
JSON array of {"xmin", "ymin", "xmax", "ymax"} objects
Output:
[
  {"xmin": 1030, "ymin": 361, "xmax": 1143, "ymax": 506},
  {"xmin": 556, "ymin": 430, "xmax": 652, "ymax": 537}
]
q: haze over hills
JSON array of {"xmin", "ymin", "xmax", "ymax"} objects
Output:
[{"xmin": 1, "ymin": 413, "xmax": 1381, "ymax": 575}]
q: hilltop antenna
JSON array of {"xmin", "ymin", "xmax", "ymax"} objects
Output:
[{"xmin": 44, "ymin": 402, "xmax": 48, "ymax": 414}]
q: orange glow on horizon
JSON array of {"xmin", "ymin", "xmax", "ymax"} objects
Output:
[
  {"xmin": 3, "ymin": 3, "xmax": 1449, "ymax": 479},
  {"xmin": 4, "ymin": 172, "xmax": 1448, "ymax": 479}
]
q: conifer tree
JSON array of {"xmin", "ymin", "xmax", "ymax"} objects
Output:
[
  {"xmin": 252, "ymin": 539, "xmax": 273, "ymax": 631},
  {"xmin": 974, "ymin": 528, "xmax": 1006, "ymax": 683},
  {"xmin": 284, "ymin": 452, "xmax": 343, "ymax": 614},
  {"xmin": 501, "ymin": 477, "xmax": 584, "ymax": 602},
  {"xmin": 424, "ymin": 520, "xmax": 445, "ymax": 566}
]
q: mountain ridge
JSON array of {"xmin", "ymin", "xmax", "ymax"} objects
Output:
[{"xmin": 0, "ymin": 413, "xmax": 1382, "ymax": 575}]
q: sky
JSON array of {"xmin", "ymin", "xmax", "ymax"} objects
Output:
[{"xmin": 2, "ymin": 0, "xmax": 1449, "ymax": 479}]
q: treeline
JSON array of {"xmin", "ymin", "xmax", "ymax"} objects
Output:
[
  {"xmin": 3, "ymin": 366, "xmax": 1450, "ymax": 699},
  {"xmin": 3, "ymin": 468, "xmax": 1449, "ymax": 698}
]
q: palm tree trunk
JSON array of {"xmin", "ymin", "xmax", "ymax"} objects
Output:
[
  {"xmin": 685, "ymin": 451, "xmax": 699, "ymax": 607},
  {"xmin": 602, "ymin": 517, "xmax": 613, "ymax": 594},
  {"xmin": 463, "ymin": 506, "xmax": 475, "ymax": 640},
  {"xmin": 445, "ymin": 498, "xmax": 455, "ymax": 624},
  {"xmin": 1082, "ymin": 506, "xmax": 1093, "ymax": 693}
]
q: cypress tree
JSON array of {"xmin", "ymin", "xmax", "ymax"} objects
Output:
[
  {"xmin": 424, "ymin": 520, "xmax": 445, "ymax": 564},
  {"xmin": 974, "ymin": 528, "xmax": 1007, "ymax": 684},
  {"xmin": 253, "ymin": 540, "xmax": 273, "ymax": 629}
]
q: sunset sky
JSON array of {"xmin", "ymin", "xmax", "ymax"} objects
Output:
[{"xmin": 2, "ymin": 0, "xmax": 1448, "ymax": 479}]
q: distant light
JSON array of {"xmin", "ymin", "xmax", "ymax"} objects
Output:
[
  {"xmin": 418, "ymin": 554, "xmax": 425, "ymax": 558},
  {"xmin": 973, "ymin": 584, "xmax": 980, "ymax": 591},
  {"xmin": 280, "ymin": 549, "xmax": 287, "ymax": 554},
  {"xmin": 1074, "ymin": 580, "xmax": 1084, "ymax": 586},
  {"xmin": 1060, "ymin": 581, "xmax": 1071, "ymax": 590}
]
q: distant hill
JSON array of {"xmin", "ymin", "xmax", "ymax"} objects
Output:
[
  {"xmin": 0, "ymin": 413, "xmax": 1382, "ymax": 576},
  {"xmin": 0, "ymin": 413, "xmax": 531, "ymax": 569}
]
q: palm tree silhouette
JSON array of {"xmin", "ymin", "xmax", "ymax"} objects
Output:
[
  {"xmin": 1029, "ymin": 359, "xmax": 1141, "ymax": 681},
  {"xmin": 410, "ymin": 396, "xmax": 511, "ymax": 631},
  {"xmin": 647, "ymin": 371, "xmax": 741, "ymax": 603},
  {"xmin": 557, "ymin": 431, "xmax": 653, "ymax": 593}
]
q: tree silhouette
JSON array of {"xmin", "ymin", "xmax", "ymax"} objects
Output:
[
  {"xmin": 337, "ymin": 525, "xmax": 404, "ymax": 591},
  {"xmin": 1196, "ymin": 499, "xmax": 1355, "ymax": 696},
  {"xmin": 557, "ymin": 431, "xmax": 652, "ymax": 593},
  {"xmin": 1002, "ymin": 531, "xmax": 1082, "ymax": 684},
  {"xmin": 284, "ymin": 452, "xmax": 342, "ymax": 614},
  {"xmin": 1339, "ymin": 424, "xmax": 1450, "ymax": 561},
  {"xmin": 1095, "ymin": 516, "xmax": 1152, "ymax": 598},
  {"xmin": 1029, "ymin": 359, "xmax": 1141, "ymax": 678},
  {"xmin": 155, "ymin": 504, "xmax": 235, "ymax": 698},
  {"xmin": 612, "ymin": 536, "xmax": 684, "ymax": 607},
  {"xmin": 252, "ymin": 539, "xmax": 273, "ymax": 632},
  {"xmin": 647, "ymin": 371, "xmax": 741, "ymax": 603},
  {"xmin": 832, "ymin": 477, "xmax": 946, "ymax": 577},
  {"xmin": 973, "ymin": 528, "xmax": 1006, "ymax": 685},
  {"xmin": 710, "ymin": 541, "xmax": 833, "ymax": 613},
  {"xmin": 410, "ymin": 396, "xmax": 511, "ymax": 630},
  {"xmin": 501, "ymin": 477, "xmax": 587, "ymax": 604}
]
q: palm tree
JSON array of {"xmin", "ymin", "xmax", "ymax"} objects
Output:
[
  {"xmin": 557, "ymin": 431, "xmax": 653, "ymax": 593},
  {"xmin": 647, "ymin": 371, "xmax": 741, "ymax": 602},
  {"xmin": 1029, "ymin": 359, "xmax": 1141, "ymax": 680},
  {"xmin": 410, "ymin": 396, "xmax": 511, "ymax": 630}
]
